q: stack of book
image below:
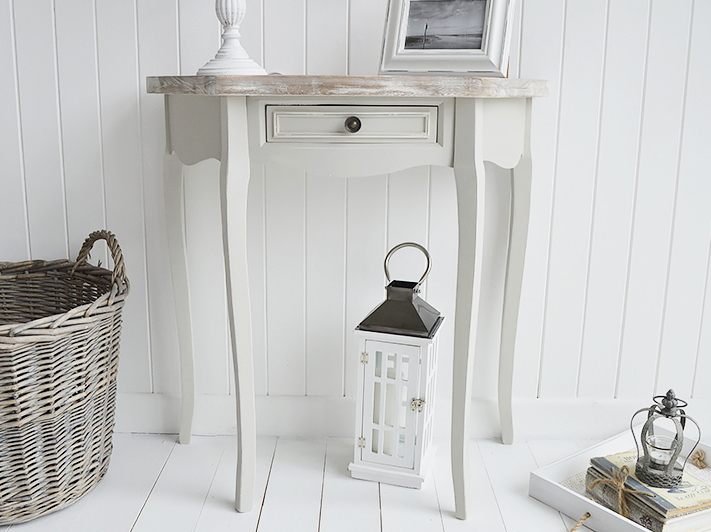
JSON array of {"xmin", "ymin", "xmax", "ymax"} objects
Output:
[{"xmin": 586, "ymin": 451, "xmax": 711, "ymax": 532}]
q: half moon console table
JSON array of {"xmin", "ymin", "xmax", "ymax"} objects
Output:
[{"xmin": 147, "ymin": 75, "xmax": 546, "ymax": 520}]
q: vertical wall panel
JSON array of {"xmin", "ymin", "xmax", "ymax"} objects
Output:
[
  {"xmin": 513, "ymin": 0, "xmax": 566, "ymax": 399},
  {"xmin": 264, "ymin": 0, "xmax": 305, "ymax": 74},
  {"xmin": 136, "ymin": 0, "xmax": 181, "ymax": 395},
  {"xmin": 696, "ymin": 266, "xmax": 711, "ymax": 400},
  {"xmin": 658, "ymin": 0, "xmax": 711, "ymax": 398},
  {"xmin": 426, "ymin": 167, "xmax": 457, "ymax": 428},
  {"xmin": 2, "ymin": 0, "xmax": 711, "ymax": 433},
  {"xmin": 95, "ymin": 0, "xmax": 152, "ymax": 393},
  {"xmin": 0, "ymin": 1, "xmax": 29, "ymax": 261},
  {"xmin": 507, "ymin": 0, "xmax": 523, "ymax": 78},
  {"xmin": 537, "ymin": 1, "xmax": 608, "ymax": 398},
  {"xmin": 693, "ymin": 3, "xmax": 711, "ymax": 401},
  {"xmin": 577, "ymin": 0, "xmax": 649, "ymax": 399},
  {"xmin": 265, "ymin": 166, "xmax": 306, "ymax": 395},
  {"xmin": 306, "ymin": 0, "xmax": 348, "ymax": 75},
  {"xmin": 348, "ymin": 0, "xmax": 387, "ymax": 75},
  {"xmin": 54, "ymin": 0, "xmax": 105, "ymax": 260},
  {"xmin": 13, "ymin": 0, "xmax": 67, "ymax": 259},
  {"xmin": 616, "ymin": 0, "xmax": 692, "ymax": 399},
  {"xmin": 186, "ymin": 161, "xmax": 230, "ymax": 395},
  {"xmin": 305, "ymin": 175, "xmax": 346, "ymax": 396},
  {"xmin": 344, "ymin": 175, "xmax": 387, "ymax": 398},
  {"xmin": 242, "ymin": 0, "xmax": 264, "ymax": 68},
  {"xmin": 177, "ymin": 0, "xmax": 226, "ymax": 395},
  {"xmin": 386, "ymin": 167, "xmax": 430, "ymax": 284},
  {"xmin": 178, "ymin": 0, "xmax": 220, "ymax": 75},
  {"xmin": 473, "ymin": 165, "xmax": 512, "ymax": 399}
]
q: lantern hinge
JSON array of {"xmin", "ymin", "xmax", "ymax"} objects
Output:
[
  {"xmin": 360, "ymin": 352, "xmax": 368, "ymax": 364},
  {"xmin": 358, "ymin": 437, "xmax": 366, "ymax": 449},
  {"xmin": 411, "ymin": 398, "xmax": 425, "ymax": 412}
]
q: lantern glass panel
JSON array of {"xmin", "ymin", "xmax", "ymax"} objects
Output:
[
  {"xmin": 399, "ymin": 386, "xmax": 408, "ymax": 429},
  {"xmin": 398, "ymin": 434, "xmax": 406, "ymax": 458},
  {"xmin": 375, "ymin": 351, "xmax": 382, "ymax": 378},
  {"xmin": 401, "ymin": 355, "xmax": 410, "ymax": 381},
  {"xmin": 385, "ymin": 383, "xmax": 396, "ymax": 427},
  {"xmin": 373, "ymin": 382, "xmax": 381, "ymax": 424},
  {"xmin": 387, "ymin": 353, "xmax": 396, "ymax": 379},
  {"xmin": 372, "ymin": 429, "xmax": 378, "ymax": 453},
  {"xmin": 384, "ymin": 431, "xmax": 394, "ymax": 456}
]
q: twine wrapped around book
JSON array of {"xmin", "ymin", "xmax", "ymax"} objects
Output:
[
  {"xmin": 588, "ymin": 465, "xmax": 652, "ymax": 518},
  {"xmin": 691, "ymin": 450, "xmax": 707, "ymax": 469}
]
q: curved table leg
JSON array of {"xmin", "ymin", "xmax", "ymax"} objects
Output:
[
  {"xmin": 220, "ymin": 96, "xmax": 256, "ymax": 513},
  {"xmin": 164, "ymin": 150, "xmax": 195, "ymax": 445},
  {"xmin": 499, "ymin": 100, "xmax": 533, "ymax": 445},
  {"xmin": 451, "ymin": 99, "xmax": 486, "ymax": 520}
]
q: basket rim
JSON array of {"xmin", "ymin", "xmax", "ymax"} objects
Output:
[{"xmin": 0, "ymin": 258, "xmax": 129, "ymax": 340}]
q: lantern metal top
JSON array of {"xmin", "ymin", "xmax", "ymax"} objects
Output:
[
  {"xmin": 357, "ymin": 243, "xmax": 443, "ymax": 338},
  {"xmin": 655, "ymin": 389, "xmax": 687, "ymax": 418}
]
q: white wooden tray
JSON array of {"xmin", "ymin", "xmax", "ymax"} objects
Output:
[{"xmin": 529, "ymin": 428, "xmax": 710, "ymax": 532}]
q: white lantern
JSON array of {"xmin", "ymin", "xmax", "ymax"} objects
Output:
[{"xmin": 349, "ymin": 243, "xmax": 443, "ymax": 489}]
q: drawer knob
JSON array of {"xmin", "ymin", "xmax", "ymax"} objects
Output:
[{"xmin": 344, "ymin": 116, "xmax": 362, "ymax": 133}]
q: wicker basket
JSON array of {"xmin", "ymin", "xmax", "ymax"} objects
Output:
[{"xmin": 0, "ymin": 230, "xmax": 129, "ymax": 525}]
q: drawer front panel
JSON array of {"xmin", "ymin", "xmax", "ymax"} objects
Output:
[{"xmin": 266, "ymin": 105, "xmax": 438, "ymax": 143}]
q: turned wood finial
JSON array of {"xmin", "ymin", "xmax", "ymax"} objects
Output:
[{"xmin": 197, "ymin": 0, "xmax": 266, "ymax": 76}]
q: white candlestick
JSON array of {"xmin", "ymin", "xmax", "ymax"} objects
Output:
[{"xmin": 197, "ymin": 0, "xmax": 266, "ymax": 75}]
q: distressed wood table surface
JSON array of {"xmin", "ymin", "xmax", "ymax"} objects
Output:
[{"xmin": 147, "ymin": 74, "xmax": 547, "ymax": 520}]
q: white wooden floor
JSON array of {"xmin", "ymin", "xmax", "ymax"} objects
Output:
[{"xmin": 2, "ymin": 434, "xmax": 599, "ymax": 532}]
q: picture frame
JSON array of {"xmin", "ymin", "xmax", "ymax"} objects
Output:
[{"xmin": 379, "ymin": 0, "xmax": 515, "ymax": 77}]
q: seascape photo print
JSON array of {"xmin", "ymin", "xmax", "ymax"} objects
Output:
[{"xmin": 404, "ymin": 0, "xmax": 487, "ymax": 50}]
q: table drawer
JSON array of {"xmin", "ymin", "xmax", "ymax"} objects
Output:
[{"xmin": 266, "ymin": 105, "xmax": 438, "ymax": 143}]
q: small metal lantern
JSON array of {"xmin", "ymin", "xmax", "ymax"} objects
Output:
[
  {"xmin": 349, "ymin": 243, "xmax": 443, "ymax": 489},
  {"xmin": 630, "ymin": 389, "xmax": 701, "ymax": 488}
]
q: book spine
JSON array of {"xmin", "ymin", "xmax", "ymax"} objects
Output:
[{"xmin": 586, "ymin": 469, "xmax": 664, "ymax": 532}]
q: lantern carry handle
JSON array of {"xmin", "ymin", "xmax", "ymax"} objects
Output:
[{"xmin": 384, "ymin": 242, "xmax": 431, "ymax": 287}]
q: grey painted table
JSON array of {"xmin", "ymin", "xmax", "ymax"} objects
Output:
[{"xmin": 147, "ymin": 74, "xmax": 547, "ymax": 520}]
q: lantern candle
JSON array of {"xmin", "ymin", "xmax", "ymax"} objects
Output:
[{"xmin": 646, "ymin": 435, "xmax": 675, "ymax": 467}]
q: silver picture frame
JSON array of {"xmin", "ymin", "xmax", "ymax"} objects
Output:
[{"xmin": 379, "ymin": 0, "xmax": 515, "ymax": 76}]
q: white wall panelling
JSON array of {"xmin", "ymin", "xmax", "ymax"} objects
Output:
[
  {"xmin": 616, "ymin": 0, "xmax": 694, "ymax": 400},
  {"xmin": 537, "ymin": 0, "xmax": 608, "ymax": 399},
  {"xmin": 577, "ymin": 0, "xmax": 650, "ymax": 400},
  {"xmin": 512, "ymin": 0, "xmax": 566, "ymax": 401},
  {"xmin": 13, "ymin": 0, "xmax": 68, "ymax": 259},
  {"xmin": 2, "ymin": 0, "xmax": 711, "ymax": 438},
  {"xmin": 136, "ymin": 0, "xmax": 182, "ymax": 395},
  {"xmin": 689, "ymin": 0, "xmax": 711, "ymax": 401},
  {"xmin": 0, "ymin": 0, "xmax": 28, "ymax": 261},
  {"xmin": 95, "ymin": 0, "xmax": 153, "ymax": 393},
  {"xmin": 655, "ymin": 0, "xmax": 711, "ymax": 399}
]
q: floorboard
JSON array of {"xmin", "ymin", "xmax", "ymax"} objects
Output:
[
  {"xmin": 477, "ymin": 439, "xmax": 569, "ymax": 532},
  {"xmin": 1, "ymin": 434, "xmax": 585, "ymax": 532},
  {"xmin": 318, "ymin": 439, "xmax": 381, "ymax": 532},
  {"xmin": 193, "ymin": 436, "xmax": 277, "ymax": 532},
  {"xmin": 130, "ymin": 435, "xmax": 225, "ymax": 532},
  {"xmin": 433, "ymin": 441, "xmax": 506, "ymax": 532},
  {"xmin": 379, "ymin": 443, "xmax": 443, "ymax": 532},
  {"xmin": 7, "ymin": 434, "xmax": 175, "ymax": 532},
  {"xmin": 256, "ymin": 439, "xmax": 327, "ymax": 532}
]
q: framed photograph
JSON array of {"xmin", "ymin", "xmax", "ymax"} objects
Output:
[{"xmin": 379, "ymin": 0, "xmax": 515, "ymax": 76}]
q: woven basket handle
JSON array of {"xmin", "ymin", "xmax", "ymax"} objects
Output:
[{"xmin": 72, "ymin": 230, "xmax": 128, "ymax": 288}]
